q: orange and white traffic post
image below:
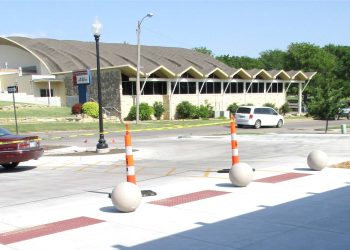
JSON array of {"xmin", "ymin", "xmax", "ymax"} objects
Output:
[
  {"xmin": 124, "ymin": 124, "xmax": 136, "ymax": 184},
  {"xmin": 230, "ymin": 114, "xmax": 240, "ymax": 165}
]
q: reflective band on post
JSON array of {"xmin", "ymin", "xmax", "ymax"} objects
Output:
[
  {"xmin": 124, "ymin": 124, "xmax": 136, "ymax": 184},
  {"xmin": 127, "ymin": 166, "xmax": 135, "ymax": 175},
  {"xmin": 232, "ymin": 148, "xmax": 239, "ymax": 156},
  {"xmin": 125, "ymin": 146, "xmax": 133, "ymax": 155},
  {"xmin": 231, "ymin": 133, "xmax": 237, "ymax": 141},
  {"xmin": 229, "ymin": 116, "xmax": 240, "ymax": 166}
]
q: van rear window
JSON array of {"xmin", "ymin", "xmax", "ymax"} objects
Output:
[{"xmin": 236, "ymin": 107, "xmax": 251, "ymax": 114}]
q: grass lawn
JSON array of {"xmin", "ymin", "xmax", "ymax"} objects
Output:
[{"xmin": 1, "ymin": 117, "xmax": 229, "ymax": 133}]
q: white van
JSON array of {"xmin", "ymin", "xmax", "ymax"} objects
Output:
[{"xmin": 235, "ymin": 106, "xmax": 284, "ymax": 129}]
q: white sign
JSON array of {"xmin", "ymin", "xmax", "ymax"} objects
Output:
[
  {"xmin": 7, "ymin": 86, "xmax": 18, "ymax": 93},
  {"xmin": 73, "ymin": 70, "xmax": 91, "ymax": 85}
]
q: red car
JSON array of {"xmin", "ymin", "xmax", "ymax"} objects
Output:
[{"xmin": 0, "ymin": 128, "xmax": 44, "ymax": 169}]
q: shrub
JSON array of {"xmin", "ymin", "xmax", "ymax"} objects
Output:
[
  {"xmin": 71, "ymin": 103, "xmax": 83, "ymax": 114},
  {"xmin": 126, "ymin": 103, "xmax": 153, "ymax": 121},
  {"xmin": 263, "ymin": 102, "xmax": 278, "ymax": 111},
  {"xmin": 279, "ymin": 102, "xmax": 291, "ymax": 115},
  {"xmin": 196, "ymin": 105, "xmax": 210, "ymax": 119},
  {"xmin": 196, "ymin": 101, "xmax": 214, "ymax": 119},
  {"xmin": 227, "ymin": 102, "xmax": 239, "ymax": 115},
  {"xmin": 82, "ymin": 101, "xmax": 99, "ymax": 118},
  {"xmin": 153, "ymin": 101, "xmax": 165, "ymax": 120},
  {"xmin": 176, "ymin": 101, "xmax": 197, "ymax": 119}
]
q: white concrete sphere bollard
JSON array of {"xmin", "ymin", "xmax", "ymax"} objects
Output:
[
  {"xmin": 229, "ymin": 162, "xmax": 254, "ymax": 187},
  {"xmin": 307, "ymin": 150, "xmax": 329, "ymax": 171},
  {"xmin": 111, "ymin": 182, "xmax": 142, "ymax": 212}
]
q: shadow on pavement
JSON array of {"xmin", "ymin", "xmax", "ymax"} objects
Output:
[
  {"xmin": 112, "ymin": 184, "xmax": 350, "ymax": 249},
  {"xmin": 0, "ymin": 166, "xmax": 36, "ymax": 173}
]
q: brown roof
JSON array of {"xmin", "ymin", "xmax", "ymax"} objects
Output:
[{"xmin": 2, "ymin": 36, "xmax": 316, "ymax": 80}]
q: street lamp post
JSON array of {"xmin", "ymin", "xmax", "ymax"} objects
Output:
[
  {"xmin": 92, "ymin": 17, "xmax": 109, "ymax": 153},
  {"xmin": 136, "ymin": 13, "xmax": 154, "ymax": 124}
]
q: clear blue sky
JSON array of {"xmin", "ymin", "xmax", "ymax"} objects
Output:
[{"xmin": 1, "ymin": 0, "xmax": 350, "ymax": 58}]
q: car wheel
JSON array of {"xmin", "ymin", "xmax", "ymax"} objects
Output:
[
  {"xmin": 254, "ymin": 120, "xmax": 261, "ymax": 129},
  {"xmin": 237, "ymin": 124, "xmax": 243, "ymax": 128},
  {"xmin": 276, "ymin": 119, "xmax": 283, "ymax": 128},
  {"xmin": 1, "ymin": 162, "xmax": 19, "ymax": 169},
  {"xmin": 347, "ymin": 114, "xmax": 350, "ymax": 120}
]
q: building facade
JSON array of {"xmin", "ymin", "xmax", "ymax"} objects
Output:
[{"xmin": 0, "ymin": 37, "xmax": 316, "ymax": 119}]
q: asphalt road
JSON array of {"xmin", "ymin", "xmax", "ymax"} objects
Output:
[
  {"xmin": 1, "ymin": 118, "xmax": 350, "ymax": 208},
  {"xmin": 38, "ymin": 117, "xmax": 350, "ymax": 148}
]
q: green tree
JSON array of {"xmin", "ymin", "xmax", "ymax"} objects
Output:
[
  {"xmin": 259, "ymin": 49, "xmax": 287, "ymax": 70},
  {"xmin": 216, "ymin": 55, "xmax": 263, "ymax": 69},
  {"xmin": 193, "ymin": 47, "xmax": 214, "ymax": 57},
  {"xmin": 323, "ymin": 44, "xmax": 350, "ymax": 96},
  {"xmin": 307, "ymin": 75, "xmax": 343, "ymax": 133},
  {"xmin": 284, "ymin": 43, "xmax": 336, "ymax": 73}
]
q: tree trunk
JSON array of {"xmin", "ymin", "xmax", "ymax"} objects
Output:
[{"xmin": 325, "ymin": 119, "xmax": 329, "ymax": 133}]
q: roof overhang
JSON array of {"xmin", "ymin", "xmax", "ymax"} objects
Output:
[
  {"xmin": 178, "ymin": 66, "xmax": 203, "ymax": 78},
  {"xmin": 205, "ymin": 68, "xmax": 228, "ymax": 79}
]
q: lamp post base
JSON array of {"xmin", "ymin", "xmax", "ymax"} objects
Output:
[
  {"xmin": 96, "ymin": 140, "xmax": 109, "ymax": 154},
  {"xmin": 96, "ymin": 147, "xmax": 110, "ymax": 154}
]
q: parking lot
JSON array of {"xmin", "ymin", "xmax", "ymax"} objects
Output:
[{"xmin": 1, "ymin": 119, "xmax": 350, "ymax": 249}]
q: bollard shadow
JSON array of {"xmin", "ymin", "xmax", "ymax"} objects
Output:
[
  {"xmin": 294, "ymin": 167, "xmax": 314, "ymax": 171},
  {"xmin": 100, "ymin": 206, "xmax": 118, "ymax": 213},
  {"xmin": 216, "ymin": 183, "xmax": 234, "ymax": 188}
]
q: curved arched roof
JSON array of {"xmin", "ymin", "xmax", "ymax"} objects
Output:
[{"xmin": 0, "ymin": 36, "xmax": 316, "ymax": 80}]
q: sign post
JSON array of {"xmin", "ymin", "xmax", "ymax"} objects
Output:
[
  {"xmin": 7, "ymin": 86, "xmax": 18, "ymax": 134},
  {"xmin": 73, "ymin": 69, "xmax": 91, "ymax": 104}
]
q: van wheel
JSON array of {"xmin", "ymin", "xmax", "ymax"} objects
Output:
[
  {"xmin": 276, "ymin": 119, "xmax": 283, "ymax": 128},
  {"xmin": 254, "ymin": 120, "xmax": 261, "ymax": 129}
]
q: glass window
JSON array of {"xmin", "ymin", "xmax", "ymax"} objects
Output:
[
  {"xmin": 214, "ymin": 82, "xmax": 221, "ymax": 94},
  {"xmin": 223, "ymin": 82, "xmax": 229, "ymax": 93},
  {"xmin": 278, "ymin": 82, "xmax": 283, "ymax": 93},
  {"xmin": 206, "ymin": 82, "xmax": 214, "ymax": 94},
  {"xmin": 199, "ymin": 82, "xmax": 205, "ymax": 94},
  {"xmin": 245, "ymin": 82, "xmax": 251, "ymax": 93},
  {"xmin": 259, "ymin": 82, "xmax": 265, "ymax": 93},
  {"xmin": 171, "ymin": 82, "xmax": 180, "ymax": 94},
  {"xmin": 154, "ymin": 81, "xmax": 167, "ymax": 95},
  {"xmin": 142, "ymin": 82, "xmax": 153, "ymax": 95},
  {"xmin": 236, "ymin": 107, "xmax": 251, "ymax": 114},
  {"xmin": 252, "ymin": 82, "xmax": 259, "ymax": 93},
  {"xmin": 180, "ymin": 82, "xmax": 188, "ymax": 94},
  {"xmin": 237, "ymin": 82, "xmax": 244, "ymax": 93},
  {"xmin": 122, "ymin": 82, "xmax": 133, "ymax": 95},
  {"xmin": 188, "ymin": 82, "xmax": 196, "ymax": 94},
  {"xmin": 266, "ymin": 83, "xmax": 272, "ymax": 93},
  {"xmin": 272, "ymin": 83, "xmax": 278, "ymax": 93},
  {"xmin": 40, "ymin": 89, "xmax": 53, "ymax": 97}
]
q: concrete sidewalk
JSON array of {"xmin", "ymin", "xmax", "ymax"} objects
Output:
[{"xmin": 0, "ymin": 161, "xmax": 350, "ymax": 249}]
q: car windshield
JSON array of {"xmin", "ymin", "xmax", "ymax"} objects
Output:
[
  {"xmin": 236, "ymin": 107, "xmax": 251, "ymax": 114},
  {"xmin": 0, "ymin": 128, "xmax": 12, "ymax": 137}
]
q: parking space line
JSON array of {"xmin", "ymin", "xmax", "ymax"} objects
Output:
[
  {"xmin": 165, "ymin": 167, "xmax": 176, "ymax": 176},
  {"xmin": 136, "ymin": 167, "xmax": 145, "ymax": 174},
  {"xmin": 77, "ymin": 161, "xmax": 101, "ymax": 172},
  {"xmin": 105, "ymin": 164, "xmax": 120, "ymax": 172},
  {"xmin": 203, "ymin": 168, "xmax": 211, "ymax": 177}
]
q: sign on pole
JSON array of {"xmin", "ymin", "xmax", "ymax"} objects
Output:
[
  {"xmin": 73, "ymin": 69, "xmax": 91, "ymax": 85},
  {"xmin": 7, "ymin": 85, "xmax": 18, "ymax": 93}
]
